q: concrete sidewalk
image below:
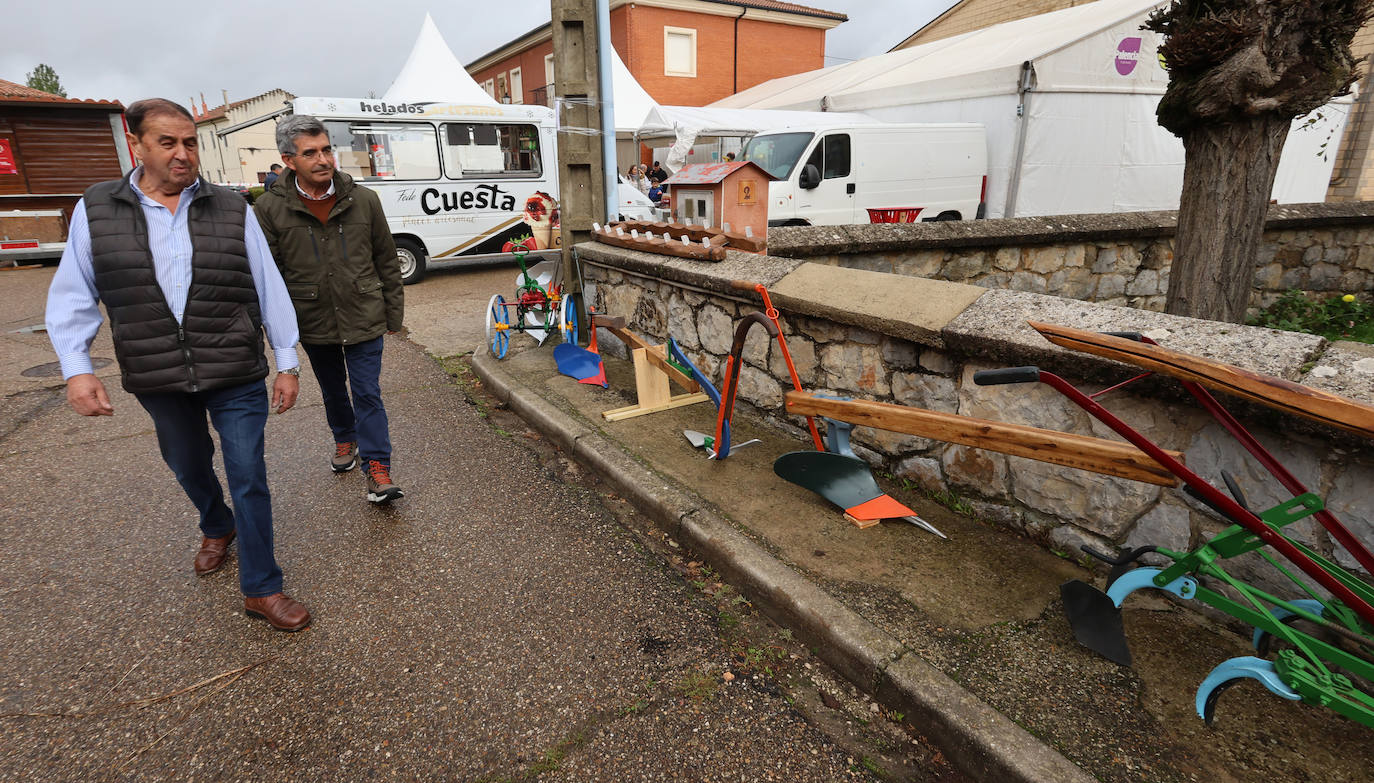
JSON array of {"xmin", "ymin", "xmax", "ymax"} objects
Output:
[{"xmin": 472, "ymin": 338, "xmax": 1374, "ymax": 783}]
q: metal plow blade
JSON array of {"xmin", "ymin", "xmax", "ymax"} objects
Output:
[{"xmin": 1060, "ymin": 579, "xmax": 1133, "ymax": 667}]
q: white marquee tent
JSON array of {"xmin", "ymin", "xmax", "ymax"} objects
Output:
[
  {"xmin": 606, "ymin": 50, "xmax": 875, "ymax": 168},
  {"xmin": 384, "ymin": 14, "xmax": 499, "ymax": 106},
  {"xmin": 711, "ymin": 0, "xmax": 1349, "ymax": 218}
]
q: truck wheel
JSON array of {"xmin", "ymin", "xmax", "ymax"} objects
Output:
[
  {"xmin": 396, "ymin": 238, "xmax": 427, "ymax": 285},
  {"xmin": 931, "ymin": 211, "xmax": 962, "ymax": 222}
]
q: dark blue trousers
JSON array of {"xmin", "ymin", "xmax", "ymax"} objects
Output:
[
  {"xmin": 136, "ymin": 380, "xmax": 283, "ymax": 597},
  {"xmin": 302, "ymin": 336, "xmax": 391, "ymax": 466}
]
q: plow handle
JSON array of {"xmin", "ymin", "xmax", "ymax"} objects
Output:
[
  {"xmin": 728, "ymin": 280, "xmax": 826, "ymax": 452},
  {"xmin": 973, "ymin": 367, "xmax": 1042, "ymax": 386}
]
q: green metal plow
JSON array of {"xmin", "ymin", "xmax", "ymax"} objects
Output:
[{"xmin": 977, "ymin": 327, "xmax": 1374, "ymax": 729}]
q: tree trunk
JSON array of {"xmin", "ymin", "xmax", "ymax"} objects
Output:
[{"xmin": 1164, "ymin": 116, "xmax": 1290, "ymax": 323}]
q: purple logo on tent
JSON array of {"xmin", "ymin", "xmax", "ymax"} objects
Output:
[{"xmin": 1115, "ymin": 37, "xmax": 1143, "ymax": 76}]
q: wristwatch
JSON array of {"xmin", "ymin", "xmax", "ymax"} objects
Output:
[{"xmin": 278, "ymin": 367, "xmax": 300, "ymax": 377}]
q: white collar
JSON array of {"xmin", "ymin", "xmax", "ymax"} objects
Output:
[{"xmin": 295, "ymin": 175, "xmax": 336, "ymax": 201}]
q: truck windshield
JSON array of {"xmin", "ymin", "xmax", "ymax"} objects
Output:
[{"xmin": 741, "ymin": 132, "xmax": 814, "ymax": 180}]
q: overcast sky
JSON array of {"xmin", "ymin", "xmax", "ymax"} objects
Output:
[{"xmin": 3, "ymin": 0, "xmax": 955, "ymax": 109}]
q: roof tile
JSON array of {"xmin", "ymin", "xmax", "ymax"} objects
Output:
[{"xmin": 0, "ymin": 78, "xmax": 123, "ymax": 109}]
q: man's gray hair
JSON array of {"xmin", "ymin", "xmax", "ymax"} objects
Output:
[{"xmin": 276, "ymin": 114, "xmax": 328, "ymax": 155}]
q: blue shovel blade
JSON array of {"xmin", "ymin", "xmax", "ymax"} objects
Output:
[{"xmin": 553, "ymin": 343, "xmax": 607, "ymax": 387}]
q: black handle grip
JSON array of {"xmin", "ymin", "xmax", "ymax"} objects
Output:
[{"xmin": 973, "ymin": 366, "xmax": 1041, "ymax": 386}]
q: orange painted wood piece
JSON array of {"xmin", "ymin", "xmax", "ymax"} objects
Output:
[
  {"xmin": 846, "ymin": 494, "xmax": 917, "ymax": 522},
  {"xmin": 784, "ymin": 391, "xmax": 1180, "ymax": 487},
  {"xmin": 1029, "ymin": 321, "xmax": 1374, "ymax": 441}
]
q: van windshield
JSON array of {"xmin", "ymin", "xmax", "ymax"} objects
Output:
[{"xmin": 741, "ymin": 132, "xmax": 814, "ymax": 180}]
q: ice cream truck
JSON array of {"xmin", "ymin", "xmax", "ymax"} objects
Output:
[{"xmin": 291, "ymin": 97, "xmax": 561, "ymax": 285}]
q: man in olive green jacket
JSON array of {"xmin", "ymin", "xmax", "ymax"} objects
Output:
[{"xmin": 254, "ymin": 114, "xmax": 406, "ymax": 503}]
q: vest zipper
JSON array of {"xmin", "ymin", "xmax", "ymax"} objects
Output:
[{"xmin": 179, "ymin": 324, "xmax": 199, "ymax": 392}]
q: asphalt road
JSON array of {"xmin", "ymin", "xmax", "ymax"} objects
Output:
[{"xmin": 0, "ymin": 262, "xmax": 944, "ymax": 782}]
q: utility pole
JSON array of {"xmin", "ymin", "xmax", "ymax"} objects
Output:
[{"xmin": 551, "ymin": 0, "xmax": 616, "ymax": 321}]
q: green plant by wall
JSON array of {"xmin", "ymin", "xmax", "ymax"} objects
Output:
[{"xmin": 1248, "ymin": 290, "xmax": 1374, "ymax": 344}]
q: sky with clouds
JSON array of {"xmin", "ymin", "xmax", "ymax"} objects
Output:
[{"xmin": 2, "ymin": 0, "xmax": 956, "ymax": 108}]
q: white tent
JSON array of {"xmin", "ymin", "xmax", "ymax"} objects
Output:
[
  {"xmin": 641, "ymin": 105, "xmax": 876, "ymax": 139},
  {"xmin": 606, "ymin": 48, "xmax": 874, "ymax": 169},
  {"xmin": 711, "ymin": 0, "xmax": 1348, "ymax": 218},
  {"xmin": 384, "ymin": 14, "xmax": 499, "ymax": 106},
  {"xmin": 612, "ymin": 49, "xmax": 661, "ymax": 134}
]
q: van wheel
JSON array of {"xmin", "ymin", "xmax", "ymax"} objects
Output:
[
  {"xmin": 931, "ymin": 211, "xmax": 962, "ymax": 222},
  {"xmin": 396, "ymin": 238, "xmax": 427, "ymax": 285}
]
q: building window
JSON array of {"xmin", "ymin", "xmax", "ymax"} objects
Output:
[
  {"xmin": 509, "ymin": 67, "xmax": 523, "ymax": 104},
  {"xmin": 664, "ymin": 26, "xmax": 697, "ymax": 77},
  {"xmin": 544, "ymin": 53, "xmax": 555, "ymax": 90},
  {"xmin": 483, "ymin": 79, "xmax": 495, "ymax": 98}
]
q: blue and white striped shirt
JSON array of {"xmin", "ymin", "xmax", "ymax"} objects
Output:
[{"xmin": 45, "ymin": 168, "xmax": 300, "ymax": 380}]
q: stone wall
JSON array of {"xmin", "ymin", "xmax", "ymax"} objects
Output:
[
  {"xmin": 766, "ymin": 202, "xmax": 1374, "ymax": 312},
  {"xmin": 576, "ymin": 242, "xmax": 1374, "ymax": 597}
]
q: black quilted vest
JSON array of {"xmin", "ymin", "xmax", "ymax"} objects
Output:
[{"xmin": 84, "ymin": 175, "xmax": 268, "ymax": 394}]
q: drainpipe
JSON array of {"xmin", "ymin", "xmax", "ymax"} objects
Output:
[
  {"xmin": 733, "ymin": 6, "xmax": 747, "ymax": 95},
  {"xmin": 597, "ymin": 0, "xmax": 617, "ymax": 223},
  {"xmin": 1003, "ymin": 60, "xmax": 1035, "ymax": 218}
]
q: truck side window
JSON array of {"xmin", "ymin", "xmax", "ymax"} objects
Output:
[
  {"xmin": 441, "ymin": 123, "xmax": 543, "ymax": 179},
  {"xmin": 804, "ymin": 144, "xmax": 823, "ymax": 175},
  {"xmin": 822, "ymin": 134, "xmax": 850, "ymax": 179},
  {"xmin": 324, "ymin": 121, "xmax": 440, "ymax": 181}
]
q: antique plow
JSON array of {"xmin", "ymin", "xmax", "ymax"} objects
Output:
[{"xmin": 977, "ymin": 323, "xmax": 1374, "ymax": 728}]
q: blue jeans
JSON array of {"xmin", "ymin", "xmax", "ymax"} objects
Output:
[
  {"xmin": 136, "ymin": 380, "xmax": 283, "ymax": 597},
  {"xmin": 302, "ymin": 336, "xmax": 391, "ymax": 466}
]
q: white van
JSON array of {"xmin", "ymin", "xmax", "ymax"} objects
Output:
[
  {"xmin": 293, "ymin": 97, "xmax": 561, "ymax": 284},
  {"xmin": 740, "ymin": 123, "xmax": 987, "ymax": 227}
]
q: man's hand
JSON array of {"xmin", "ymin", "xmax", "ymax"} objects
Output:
[
  {"xmin": 66, "ymin": 373, "xmax": 114, "ymax": 416},
  {"xmin": 272, "ymin": 373, "xmax": 299, "ymax": 414}
]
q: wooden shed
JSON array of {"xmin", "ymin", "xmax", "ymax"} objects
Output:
[
  {"xmin": 662, "ymin": 161, "xmax": 775, "ymax": 238},
  {"xmin": 1, "ymin": 79, "xmax": 129, "ymax": 257}
]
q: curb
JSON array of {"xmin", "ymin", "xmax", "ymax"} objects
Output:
[{"xmin": 472, "ymin": 350, "xmax": 1096, "ymax": 783}]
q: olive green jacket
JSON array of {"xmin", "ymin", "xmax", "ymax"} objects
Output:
[{"xmin": 253, "ymin": 170, "xmax": 403, "ymax": 345}]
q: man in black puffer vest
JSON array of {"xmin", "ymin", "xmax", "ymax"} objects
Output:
[{"xmin": 45, "ymin": 98, "xmax": 312, "ymax": 632}]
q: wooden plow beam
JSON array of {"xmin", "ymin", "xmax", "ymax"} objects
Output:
[
  {"xmin": 784, "ymin": 391, "xmax": 1181, "ymax": 486},
  {"xmin": 1030, "ymin": 321, "xmax": 1374, "ymax": 441},
  {"xmin": 592, "ymin": 315, "xmax": 709, "ymax": 422}
]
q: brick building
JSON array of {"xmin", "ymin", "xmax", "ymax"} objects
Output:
[
  {"xmin": 466, "ymin": 0, "xmax": 847, "ymax": 109},
  {"xmin": 191, "ymin": 89, "xmax": 295, "ymax": 185},
  {"xmin": 892, "ymin": 0, "xmax": 1374, "ymax": 203}
]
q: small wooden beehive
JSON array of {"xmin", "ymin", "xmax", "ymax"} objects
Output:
[{"xmin": 661, "ymin": 162, "xmax": 774, "ymax": 239}]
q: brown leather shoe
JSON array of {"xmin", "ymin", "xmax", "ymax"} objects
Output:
[
  {"xmin": 193, "ymin": 531, "xmax": 236, "ymax": 576},
  {"xmin": 244, "ymin": 593, "xmax": 312, "ymax": 632}
]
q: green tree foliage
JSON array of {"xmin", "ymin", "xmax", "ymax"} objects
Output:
[{"xmin": 25, "ymin": 64, "xmax": 66, "ymax": 98}]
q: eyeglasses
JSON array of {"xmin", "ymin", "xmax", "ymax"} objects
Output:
[{"xmin": 290, "ymin": 146, "xmax": 335, "ymax": 161}]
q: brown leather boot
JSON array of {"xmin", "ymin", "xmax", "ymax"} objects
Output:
[
  {"xmin": 244, "ymin": 593, "xmax": 312, "ymax": 632},
  {"xmin": 193, "ymin": 531, "xmax": 236, "ymax": 576}
]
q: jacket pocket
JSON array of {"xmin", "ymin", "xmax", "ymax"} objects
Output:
[
  {"xmin": 288, "ymin": 284, "xmax": 319, "ymax": 301},
  {"xmin": 355, "ymin": 277, "xmax": 383, "ymax": 295}
]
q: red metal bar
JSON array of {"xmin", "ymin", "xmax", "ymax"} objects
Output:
[
  {"xmin": 1036, "ymin": 370, "xmax": 1374, "ymax": 629},
  {"xmin": 1089, "ymin": 371, "xmax": 1154, "ymax": 400},
  {"xmin": 756, "ymin": 285, "xmax": 825, "ymax": 451}
]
